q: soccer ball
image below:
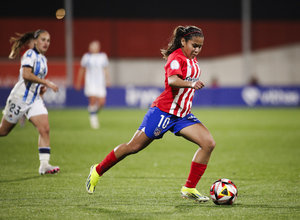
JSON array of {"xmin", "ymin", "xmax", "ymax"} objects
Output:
[{"xmin": 210, "ymin": 178, "xmax": 238, "ymax": 205}]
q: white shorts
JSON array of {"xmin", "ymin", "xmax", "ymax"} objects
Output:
[
  {"xmin": 84, "ymin": 86, "xmax": 106, "ymax": 98},
  {"xmin": 2, "ymin": 98, "xmax": 48, "ymax": 124}
]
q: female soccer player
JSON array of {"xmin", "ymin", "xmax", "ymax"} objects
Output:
[
  {"xmin": 0, "ymin": 30, "xmax": 60, "ymax": 175},
  {"xmin": 86, "ymin": 26, "xmax": 216, "ymax": 203},
  {"xmin": 17, "ymin": 34, "xmax": 35, "ymax": 127},
  {"xmin": 76, "ymin": 40, "xmax": 111, "ymax": 129}
]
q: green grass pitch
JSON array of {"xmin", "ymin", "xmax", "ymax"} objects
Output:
[{"xmin": 0, "ymin": 108, "xmax": 299, "ymax": 219}]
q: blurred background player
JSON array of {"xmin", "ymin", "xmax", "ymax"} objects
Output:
[
  {"xmin": 85, "ymin": 26, "xmax": 216, "ymax": 203},
  {"xmin": 0, "ymin": 30, "xmax": 60, "ymax": 175},
  {"xmin": 76, "ymin": 40, "xmax": 111, "ymax": 129}
]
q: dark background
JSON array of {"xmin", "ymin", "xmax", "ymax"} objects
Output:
[
  {"xmin": 0, "ymin": 0, "xmax": 299, "ymax": 59},
  {"xmin": 1, "ymin": 0, "xmax": 299, "ymax": 20}
]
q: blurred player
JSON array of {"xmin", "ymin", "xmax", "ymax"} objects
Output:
[
  {"xmin": 0, "ymin": 30, "xmax": 60, "ymax": 175},
  {"xmin": 85, "ymin": 26, "xmax": 216, "ymax": 203},
  {"xmin": 76, "ymin": 40, "xmax": 111, "ymax": 129}
]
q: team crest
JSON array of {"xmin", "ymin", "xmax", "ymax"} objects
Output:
[
  {"xmin": 170, "ymin": 60, "xmax": 180, "ymax": 70},
  {"xmin": 153, "ymin": 127, "xmax": 162, "ymax": 136}
]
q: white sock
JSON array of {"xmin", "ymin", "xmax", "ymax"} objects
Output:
[{"xmin": 39, "ymin": 147, "xmax": 51, "ymax": 166}]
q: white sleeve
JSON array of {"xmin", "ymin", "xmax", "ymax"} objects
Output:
[
  {"xmin": 80, "ymin": 53, "xmax": 88, "ymax": 67},
  {"xmin": 103, "ymin": 53, "xmax": 109, "ymax": 68},
  {"xmin": 21, "ymin": 49, "xmax": 36, "ymax": 68}
]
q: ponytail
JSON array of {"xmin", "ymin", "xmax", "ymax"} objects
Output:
[
  {"xmin": 8, "ymin": 29, "xmax": 48, "ymax": 59},
  {"xmin": 8, "ymin": 31, "xmax": 35, "ymax": 59},
  {"xmin": 161, "ymin": 25, "xmax": 204, "ymax": 60}
]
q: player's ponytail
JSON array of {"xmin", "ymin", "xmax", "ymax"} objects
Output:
[
  {"xmin": 8, "ymin": 31, "xmax": 35, "ymax": 59},
  {"xmin": 161, "ymin": 25, "xmax": 204, "ymax": 60}
]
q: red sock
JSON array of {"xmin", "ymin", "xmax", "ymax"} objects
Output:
[
  {"xmin": 96, "ymin": 150, "xmax": 119, "ymax": 176},
  {"xmin": 184, "ymin": 162, "xmax": 207, "ymax": 188}
]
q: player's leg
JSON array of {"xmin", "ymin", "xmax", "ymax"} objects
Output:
[
  {"xmin": 0, "ymin": 98, "xmax": 24, "ymax": 136},
  {"xmin": 179, "ymin": 123, "xmax": 216, "ymax": 165},
  {"xmin": 30, "ymin": 114, "xmax": 59, "ymax": 174},
  {"xmin": 110, "ymin": 129, "xmax": 153, "ymax": 161},
  {"xmin": 28, "ymin": 100, "xmax": 59, "ymax": 174},
  {"xmin": 178, "ymin": 123, "xmax": 216, "ymax": 202},
  {"xmin": 96, "ymin": 86, "xmax": 106, "ymax": 111},
  {"xmin": 88, "ymin": 96, "xmax": 99, "ymax": 129},
  {"xmin": 97, "ymin": 96, "xmax": 106, "ymax": 110},
  {"xmin": 86, "ymin": 130, "xmax": 153, "ymax": 193},
  {"xmin": 0, "ymin": 116, "xmax": 16, "ymax": 136},
  {"xmin": 29, "ymin": 114, "xmax": 50, "ymax": 146},
  {"xmin": 92, "ymin": 96, "xmax": 106, "ymax": 128}
]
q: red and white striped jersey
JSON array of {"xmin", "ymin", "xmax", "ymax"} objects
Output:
[{"xmin": 151, "ymin": 48, "xmax": 201, "ymax": 117}]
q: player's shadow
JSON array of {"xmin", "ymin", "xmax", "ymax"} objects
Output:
[
  {"xmin": 233, "ymin": 203, "xmax": 300, "ymax": 210},
  {"xmin": 175, "ymin": 203, "xmax": 300, "ymax": 210},
  {"xmin": 0, "ymin": 175, "xmax": 42, "ymax": 183}
]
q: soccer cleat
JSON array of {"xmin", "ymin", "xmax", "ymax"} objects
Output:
[
  {"xmin": 86, "ymin": 164, "xmax": 101, "ymax": 194},
  {"xmin": 89, "ymin": 115, "xmax": 100, "ymax": 129},
  {"xmin": 39, "ymin": 164, "xmax": 60, "ymax": 175},
  {"xmin": 180, "ymin": 186, "xmax": 209, "ymax": 203}
]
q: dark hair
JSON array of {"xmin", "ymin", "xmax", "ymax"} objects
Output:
[
  {"xmin": 161, "ymin": 25, "xmax": 204, "ymax": 60},
  {"xmin": 8, "ymin": 29, "xmax": 48, "ymax": 59}
]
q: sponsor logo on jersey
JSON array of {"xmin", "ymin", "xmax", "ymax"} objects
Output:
[{"xmin": 185, "ymin": 76, "xmax": 200, "ymax": 82}]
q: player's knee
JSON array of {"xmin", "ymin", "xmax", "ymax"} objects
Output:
[
  {"xmin": 208, "ymin": 139, "xmax": 216, "ymax": 152},
  {"xmin": 0, "ymin": 130, "xmax": 9, "ymax": 136},
  {"xmin": 0, "ymin": 126, "xmax": 12, "ymax": 136},
  {"xmin": 202, "ymin": 138, "xmax": 216, "ymax": 152},
  {"xmin": 38, "ymin": 125, "xmax": 50, "ymax": 136},
  {"xmin": 127, "ymin": 143, "xmax": 143, "ymax": 155},
  {"xmin": 209, "ymin": 139, "xmax": 216, "ymax": 151}
]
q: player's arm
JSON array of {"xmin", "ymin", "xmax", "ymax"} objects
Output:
[
  {"xmin": 75, "ymin": 66, "xmax": 85, "ymax": 90},
  {"xmin": 168, "ymin": 75, "xmax": 205, "ymax": 90},
  {"xmin": 22, "ymin": 67, "xmax": 58, "ymax": 92},
  {"xmin": 104, "ymin": 67, "xmax": 111, "ymax": 87}
]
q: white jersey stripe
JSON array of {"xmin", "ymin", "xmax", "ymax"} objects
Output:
[
  {"xmin": 195, "ymin": 61, "xmax": 200, "ymax": 79},
  {"xmin": 182, "ymin": 88, "xmax": 194, "ymax": 116},
  {"xmin": 186, "ymin": 59, "xmax": 192, "ymax": 78},
  {"xmin": 177, "ymin": 88, "xmax": 189, "ymax": 116},
  {"xmin": 176, "ymin": 59, "xmax": 192, "ymax": 116},
  {"xmin": 170, "ymin": 88, "xmax": 184, "ymax": 115}
]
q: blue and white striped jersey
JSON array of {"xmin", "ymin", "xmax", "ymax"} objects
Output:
[
  {"xmin": 9, "ymin": 48, "xmax": 48, "ymax": 104},
  {"xmin": 80, "ymin": 52, "xmax": 108, "ymax": 89}
]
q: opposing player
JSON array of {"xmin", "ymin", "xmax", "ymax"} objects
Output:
[
  {"xmin": 76, "ymin": 40, "xmax": 111, "ymax": 129},
  {"xmin": 0, "ymin": 30, "xmax": 60, "ymax": 175},
  {"xmin": 85, "ymin": 26, "xmax": 216, "ymax": 203}
]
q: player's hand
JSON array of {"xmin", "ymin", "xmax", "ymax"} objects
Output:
[
  {"xmin": 40, "ymin": 85, "xmax": 47, "ymax": 96},
  {"xmin": 191, "ymin": 80, "xmax": 205, "ymax": 90},
  {"xmin": 46, "ymin": 80, "xmax": 59, "ymax": 92}
]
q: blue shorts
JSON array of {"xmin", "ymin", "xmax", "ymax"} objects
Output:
[{"xmin": 138, "ymin": 107, "xmax": 201, "ymax": 139}]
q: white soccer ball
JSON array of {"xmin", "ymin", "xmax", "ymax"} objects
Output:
[{"xmin": 210, "ymin": 178, "xmax": 238, "ymax": 205}]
